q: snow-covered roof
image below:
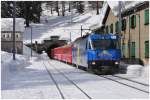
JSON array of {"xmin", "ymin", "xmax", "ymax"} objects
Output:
[
  {"xmin": 107, "ymin": 1, "xmax": 144, "ymax": 16},
  {"xmin": 1, "ymin": 18, "xmax": 25, "ymax": 32}
]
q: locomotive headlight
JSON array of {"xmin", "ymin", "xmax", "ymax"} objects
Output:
[
  {"xmin": 115, "ymin": 62, "xmax": 119, "ymax": 65},
  {"xmin": 92, "ymin": 61, "xmax": 96, "ymax": 65}
]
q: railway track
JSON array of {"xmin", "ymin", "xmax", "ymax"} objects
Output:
[
  {"xmin": 100, "ymin": 75, "xmax": 149, "ymax": 94},
  {"xmin": 42, "ymin": 59, "xmax": 92, "ymax": 99},
  {"xmin": 41, "ymin": 55, "xmax": 148, "ymax": 98},
  {"xmin": 42, "ymin": 61, "xmax": 65, "ymax": 99},
  {"xmin": 113, "ymin": 75, "xmax": 149, "ymax": 86},
  {"xmin": 68, "ymin": 61, "xmax": 149, "ymax": 94}
]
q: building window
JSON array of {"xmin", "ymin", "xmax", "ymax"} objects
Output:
[
  {"xmin": 131, "ymin": 42, "xmax": 136, "ymax": 58},
  {"xmin": 16, "ymin": 34, "xmax": 19, "ymax": 38},
  {"xmin": 110, "ymin": 24, "xmax": 113, "ymax": 33},
  {"xmin": 105, "ymin": 26, "xmax": 109, "ymax": 33},
  {"xmin": 3, "ymin": 34, "xmax": 5, "ymax": 38},
  {"xmin": 130, "ymin": 15, "xmax": 136, "ymax": 28},
  {"xmin": 145, "ymin": 41, "xmax": 149, "ymax": 58},
  {"xmin": 122, "ymin": 19, "xmax": 126, "ymax": 31},
  {"xmin": 115, "ymin": 21, "xmax": 119, "ymax": 32},
  {"xmin": 7, "ymin": 34, "xmax": 9, "ymax": 38},
  {"xmin": 144, "ymin": 9, "xmax": 149, "ymax": 25}
]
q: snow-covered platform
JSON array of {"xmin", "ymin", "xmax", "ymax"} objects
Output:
[{"xmin": 1, "ymin": 52, "xmax": 149, "ymax": 99}]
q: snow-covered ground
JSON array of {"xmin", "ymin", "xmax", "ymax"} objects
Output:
[
  {"xmin": 1, "ymin": 51, "xmax": 61, "ymax": 99},
  {"xmin": 1, "ymin": 49, "xmax": 149, "ymax": 99}
]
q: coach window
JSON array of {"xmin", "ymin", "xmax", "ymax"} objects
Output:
[
  {"xmin": 86, "ymin": 40, "xmax": 88, "ymax": 49},
  {"xmin": 88, "ymin": 42, "xmax": 92, "ymax": 50}
]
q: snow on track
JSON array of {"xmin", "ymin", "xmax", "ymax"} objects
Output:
[
  {"xmin": 100, "ymin": 75, "xmax": 149, "ymax": 93},
  {"xmin": 49, "ymin": 59, "xmax": 149, "ymax": 99},
  {"xmin": 43, "ymin": 60, "xmax": 91, "ymax": 99}
]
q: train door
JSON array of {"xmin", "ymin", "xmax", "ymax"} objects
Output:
[{"xmin": 80, "ymin": 38, "xmax": 88, "ymax": 67}]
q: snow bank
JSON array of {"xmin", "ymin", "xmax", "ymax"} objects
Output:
[
  {"xmin": 1, "ymin": 51, "xmax": 30, "ymax": 88},
  {"xmin": 127, "ymin": 65, "xmax": 143, "ymax": 76},
  {"xmin": 141, "ymin": 64, "xmax": 149, "ymax": 78}
]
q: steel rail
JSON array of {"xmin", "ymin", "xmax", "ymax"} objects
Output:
[
  {"xmin": 100, "ymin": 75, "xmax": 149, "ymax": 94},
  {"xmin": 42, "ymin": 61, "xmax": 65, "ymax": 99},
  {"xmin": 48, "ymin": 61, "xmax": 92, "ymax": 99}
]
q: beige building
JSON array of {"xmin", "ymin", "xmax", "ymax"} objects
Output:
[
  {"xmin": 1, "ymin": 18, "xmax": 25, "ymax": 54},
  {"xmin": 99, "ymin": 1, "xmax": 149, "ymax": 65}
]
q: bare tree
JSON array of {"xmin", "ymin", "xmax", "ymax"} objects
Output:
[
  {"xmin": 68, "ymin": 1, "xmax": 71, "ymax": 12},
  {"xmin": 62, "ymin": 1, "xmax": 65, "ymax": 16},
  {"xmin": 46, "ymin": 1, "xmax": 54, "ymax": 14},
  {"xmin": 56, "ymin": 1, "xmax": 59, "ymax": 16},
  {"xmin": 50, "ymin": 2, "xmax": 53, "ymax": 14},
  {"xmin": 96, "ymin": 1, "xmax": 99, "ymax": 15}
]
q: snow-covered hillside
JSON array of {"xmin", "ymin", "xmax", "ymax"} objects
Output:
[{"xmin": 23, "ymin": 2, "xmax": 106, "ymax": 44}]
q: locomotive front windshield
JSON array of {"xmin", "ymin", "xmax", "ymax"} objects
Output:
[{"xmin": 92, "ymin": 39, "xmax": 119, "ymax": 50}]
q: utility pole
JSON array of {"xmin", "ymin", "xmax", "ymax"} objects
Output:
[
  {"xmin": 118, "ymin": 1, "xmax": 122, "ymax": 55},
  {"xmin": 81, "ymin": 25, "xmax": 82, "ymax": 37},
  {"xmin": 80, "ymin": 25, "xmax": 91, "ymax": 37},
  {"xmin": 31, "ymin": 26, "xmax": 33, "ymax": 57},
  {"xmin": 70, "ymin": 32, "xmax": 72, "ymax": 43},
  {"xmin": 13, "ymin": 1, "xmax": 16, "ymax": 60}
]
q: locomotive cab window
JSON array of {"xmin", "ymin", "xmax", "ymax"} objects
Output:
[
  {"xmin": 91, "ymin": 39, "xmax": 119, "ymax": 50},
  {"xmin": 88, "ymin": 42, "xmax": 92, "ymax": 50}
]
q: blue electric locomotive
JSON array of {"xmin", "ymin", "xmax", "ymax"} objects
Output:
[{"xmin": 72, "ymin": 33, "xmax": 121, "ymax": 73}]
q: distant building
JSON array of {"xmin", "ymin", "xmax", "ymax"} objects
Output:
[
  {"xmin": 1, "ymin": 18, "xmax": 25, "ymax": 54},
  {"xmin": 98, "ymin": 1, "xmax": 149, "ymax": 64}
]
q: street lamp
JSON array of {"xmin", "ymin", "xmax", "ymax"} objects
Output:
[
  {"xmin": 13, "ymin": 1, "xmax": 16, "ymax": 60},
  {"xmin": 25, "ymin": 26, "xmax": 33, "ymax": 57}
]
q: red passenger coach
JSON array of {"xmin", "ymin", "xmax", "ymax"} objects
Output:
[{"xmin": 51, "ymin": 45, "xmax": 72, "ymax": 64}]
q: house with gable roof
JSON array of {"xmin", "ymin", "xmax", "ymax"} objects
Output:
[{"xmin": 1, "ymin": 18, "xmax": 25, "ymax": 54}]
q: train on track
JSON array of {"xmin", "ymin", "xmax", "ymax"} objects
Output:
[{"xmin": 49, "ymin": 33, "xmax": 121, "ymax": 74}]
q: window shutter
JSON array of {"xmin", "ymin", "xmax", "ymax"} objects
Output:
[
  {"xmin": 105, "ymin": 26, "xmax": 109, "ymax": 33},
  {"xmin": 130, "ymin": 15, "xmax": 136, "ymax": 28},
  {"xmin": 110, "ymin": 24, "xmax": 113, "ymax": 33},
  {"xmin": 145, "ymin": 41, "xmax": 149, "ymax": 58},
  {"xmin": 131, "ymin": 42, "xmax": 135, "ymax": 58},
  {"xmin": 122, "ymin": 19, "xmax": 126, "ymax": 31},
  {"xmin": 115, "ymin": 21, "xmax": 118, "ymax": 32},
  {"xmin": 144, "ymin": 9, "xmax": 149, "ymax": 25},
  {"xmin": 133, "ymin": 15, "xmax": 136, "ymax": 28}
]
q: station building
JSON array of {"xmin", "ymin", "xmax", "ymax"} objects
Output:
[{"xmin": 98, "ymin": 1, "xmax": 149, "ymax": 65}]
